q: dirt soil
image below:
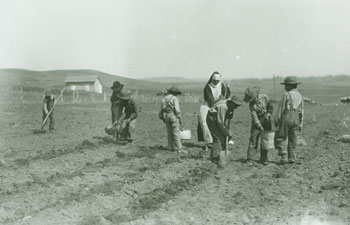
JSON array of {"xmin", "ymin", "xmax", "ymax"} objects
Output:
[{"xmin": 1, "ymin": 95, "xmax": 350, "ymax": 225}]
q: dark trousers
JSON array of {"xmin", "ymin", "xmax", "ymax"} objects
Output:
[
  {"xmin": 247, "ymin": 121, "xmax": 271, "ymax": 162},
  {"xmin": 207, "ymin": 114, "xmax": 227, "ymax": 158},
  {"xmin": 42, "ymin": 111, "xmax": 54, "ymax": 130},
  {"xmin": 120, "ymin": 119, "xmax": 137, "ymax": 141},
  {"xmin": 275, "ymin": 127, "xmax": 298, "ymax": 162},
  {"xmin": 111, "ymin": 105, "xmax": 118, "ymax": 124},
  {"xmin": 247, "ymin": 128, "xmax": 261, "ymax": 160}
]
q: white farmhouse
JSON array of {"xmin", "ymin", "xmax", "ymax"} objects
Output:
[{"xmin": 64, "ymin": 76, "xmax": 103, "ymax": 94}]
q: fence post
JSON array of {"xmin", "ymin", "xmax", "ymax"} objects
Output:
[
  {"xmin": 19, "ymin": 86, "xmax": 24, "ymax": 109},
  {"xmin": 104, "ymin": 91, "xmax": 107, "ymax": 103},
  {"xmin": 20, "ymin": 86, "xmax": 23, "ymax": 105},
  {"xmin": 76, "ymin": 90, "xmax": 79, "ymax": 103}
]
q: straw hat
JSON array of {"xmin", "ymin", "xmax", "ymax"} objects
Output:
[
  {"xmin": 117, "ymin": 90, "xmax": 130, "ymax": 100},
  {"xmin": 280, "ymin": 76, "xmax": 301, "ymax": 85},
  {"xmin": 167, "ymin": 86, "xmax": 182, "ymax": 95},
  {"xmin": 244, "ymin": 86, "xmax": 260, "ymax": 102},
  {"xmin": 228, "ymin": 95, "xmax": 243, "ymax": 106}
]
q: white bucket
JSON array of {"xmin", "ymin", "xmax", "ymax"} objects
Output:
[
  {"xmin": 180, "ymin": 130, "xmax": 191, "ymax": 140},
  {"xmin": 260, "ymin": 131, "xmax": 275, "ymax": 150}
]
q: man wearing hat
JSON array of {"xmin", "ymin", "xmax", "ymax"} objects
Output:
[
  {"xmin": 244, "ymin": 86, "xmax": 274, "ymax": 165},
  {"xmin": 206, "ymin": 95, "xmax": 242, "ymax": 162},
  {"xmin": 274, "ymin": 76, "xmax": 304, "ymax": 164},
  {"xmin": 110, "ymin": 81, "xmax": 124, "ymax": 124},
  {"xmin": 116, "ymin": 90, "xmax": 139, "ymax": 142},
  {"xmin": 159, "ymin": 86, "xmax": 185, "ymax": 153},
  {"xmin": 42, "ymin": 89, "xmax": 55, "ymax": 131}
]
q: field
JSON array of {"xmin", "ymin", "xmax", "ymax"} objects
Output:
[{"xmin": 1, "ymin": 70, "xmax": 350, "ymax": 225}]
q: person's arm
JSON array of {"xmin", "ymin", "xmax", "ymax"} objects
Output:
[
  {"xmin": 43, "ymin": 98, "xmax": 49, "ymax": 114},
  {"xmin": 222, "ymin": 83, "xmax": 231, "ymax": 99},
  {"xmin": 110, "ymin": 92, "xmax": 116, "ymax": 103},
  {"xmin": 299, "ymin": 93, "xmax": 304, "ymax": 130},
  {"xmin": 174, "ymin": 97, "xmax": 182, "ymax": 124},
  {"xmin": 250, "ymin": 106, "xmax": 264, "ymax": 130},
  {"xmin": 129, "ymin": 99, "xmax": 139, "ymax": 120},
  {"xmin": 204, "ymin": 85, "xmax": 214, "ymax": 106},
  {"xmin": 217, "ymin": 106, "xmax": 230, "ymax": 136},
  {"xmin": 274, "ymin": 93, "xmax": 287, "ymax": 126},
  {"xmin": 159, "ymin": 99, "xmax": 164, "ymax": 120},
  {"xmin": 116, "ymin": 100, "xmax": 124, "ymax": 121},
  {"xmin": 264, "ymin": 95, "xmax": 273, "ymax": 121}
]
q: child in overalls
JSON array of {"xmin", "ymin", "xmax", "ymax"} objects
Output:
[{"xmin": 159, "ymin": 86, "xmax": 186, "ymax": 153}]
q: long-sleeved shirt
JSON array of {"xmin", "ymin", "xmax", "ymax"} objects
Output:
[
  {"xmin": 110, "ymin": 90, "xmax": 121, "ymax": 105},
  {"xmin": 159, "ymin": 94, "xmax": 181, "ymax": 119},
  {"xmin": 118, "ymin": 97, "xmax": 139, "ymax": 121},
  {"xmin": 274, "ymin": 89, "xmax": 304, "ymax": 124},
  {"xmin": 43, "ymin": 95, "xmax": 55, "ymax": 112},
  {"xmin": 208, "ymin": 100, "xmax": 231, "ymax": 136},
  {"xmin": 249, "ymin": 94, "xmax": 273, "ymax": 129}
]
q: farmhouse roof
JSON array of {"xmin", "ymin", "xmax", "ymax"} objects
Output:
[{"xmin": 64, "ymin": 76, "xmax": 100, "ymax": 83}]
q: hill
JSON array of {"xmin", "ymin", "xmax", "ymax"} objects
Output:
[
  {"xmin": 0, "ymin": 68, "xmax": 163, "ymax": 92},
  {"xmin": 1, "ymin": 68, "xmax": 350, "ymax": 103},
  {"xmin": 141, "ymin": 76, "xmax": 199, "ymax": 83}
]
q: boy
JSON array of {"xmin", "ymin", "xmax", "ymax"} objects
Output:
[
  {"xmin": 42, "ymin": 89, "xmax": 55, "ymax": 131},
  {"xmin": 159, "ymin": 86, "xmax": 185, "ymax": 153}
]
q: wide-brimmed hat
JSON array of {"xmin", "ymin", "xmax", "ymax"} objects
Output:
[
  {"xmin": 117, "ymin": 90, "xmax": 130, "ymax": 100},
  {"xmin": 167, "ymin": 86, "xmax": 182, "ymax": 95},
  {"xmin": 110, "ymin": 81, "xmax": 124, "ymax": 91},
  {"xmin": 228, "ymin": 95, "xmax": 243, "ymax": 106},
  {"xmin": 280, "ymin": 76, "xmax": 301, "ymax": 85},
  {"xmin": 244, "ymin": 86, "xmax": 260, "ymax": 102}
]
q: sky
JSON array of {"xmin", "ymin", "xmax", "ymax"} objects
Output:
[{"xmin": 1, "ymin": 0, "xmax": 350, "ymax": 79}]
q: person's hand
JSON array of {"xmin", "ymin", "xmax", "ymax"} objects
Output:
[
  {"xmin": 44, "ymin": 110, "xmax": 49, "ymax": 114},
  {"xmin": 115, "ymin": 123, "xmax": 121, "ymax": 132},
  {"xmin": 299, "ymin": 122, "xmax": 303, "ymax": 132},
  {"xmin": 259, "ymin": 126, "xmax": 264, "ymax": 131},
  {"xmin": 228, "ymin": 134, "xmax": 233, "ymax": 140},
  {"xmin": 266, "ymin": 113, "xmax": 271, "ymax": 121}
]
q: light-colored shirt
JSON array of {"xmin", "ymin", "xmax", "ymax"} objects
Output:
[
  {"xmin": 249, "ymin": 94, "xmax": 269, "ymax": 129},
  {"xmin": 159, "ymin": 94, "xmax": 181, "ymax": 118},
  {"xmin": 274, "ymin": 89, "xmax": 304, "ymax": 124}
]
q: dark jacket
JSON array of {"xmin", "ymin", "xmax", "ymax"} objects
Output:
[
  {"xmin": 119, "ymin": 98, "xmax": 139, "ymax": 121},
  {"xmin": 204, "ymin": 75, "xmax": 231, "ymax": 107},
  {"xmin": 43, "ymin": 95, "xmax": 55, "ymax": 111},
  {"xmin": 110, "ymin": 89, "xmax": 122, "ymax": 105}
]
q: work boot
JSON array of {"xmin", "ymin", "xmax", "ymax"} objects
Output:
[
  {"xmin": 246, "ymin": 159, "xmax": 257, "ymax": 166},
  {"xmin": 280, "ymin": 153, "xmax": 288, "ymax": 165},
  {"xmin": 177, "ymin": 149, "xmax": 188, "ymax": 154},
  {"xmin": 260, "ymin": 150, "xmax": 269, "ymax": 165}
]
